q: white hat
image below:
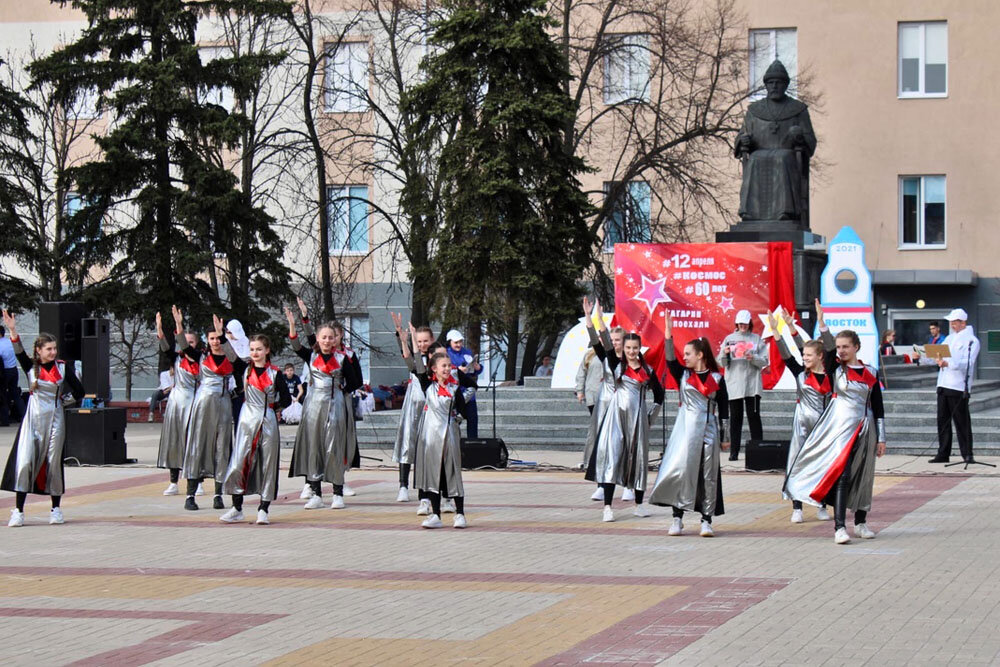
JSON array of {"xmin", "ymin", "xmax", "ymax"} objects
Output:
[
  {"xmin": 945, "ymin": 308, "xmax": 969, "ymax": 321},
  {"xmin": 446, "ymin": 329, "xmax": 464, "ymax": 343},
  {"xmin": 734, "ymin": 309, "xmax": 752, "ymax": 325}
]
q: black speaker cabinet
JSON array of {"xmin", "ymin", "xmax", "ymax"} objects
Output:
[
  {"xmin": 745, "ymin": 439, "xmax": 790, "ymax": 472},
  {"xmin": 460, "ymin": 438, "xmax": 508, "ymax": 469},
  {"xmin": 38, "ymin": 301, "xmax": 88, "ymax": 360},
  {"xmin": 64, "ymin": 408, "xmax": 127, "ymax": 465},
  {"xmin": 81, "ymin": 318, "xmax": 111, "ymax": 399}
]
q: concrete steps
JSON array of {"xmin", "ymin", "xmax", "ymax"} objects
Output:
[{"xmin": 357, "ymin": 376, "xmax": 1000, "ymax": 456}]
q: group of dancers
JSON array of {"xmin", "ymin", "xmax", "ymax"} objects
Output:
[
  {"xmin": 3, "ymin": 293, "xmax": 886, "ymax": 543},
  {"xmin": 577, "ymin": 297, "xmax": 885, "ymax": 544}
]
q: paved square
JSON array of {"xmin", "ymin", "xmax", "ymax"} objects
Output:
[{"xmin": 2, "ymin": 426, "xmax": 999, "ymax": 665}]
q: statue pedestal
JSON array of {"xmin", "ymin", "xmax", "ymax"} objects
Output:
[{"xmin": 715, "ymin": 221, "xmax": 826, "ymax": 322}]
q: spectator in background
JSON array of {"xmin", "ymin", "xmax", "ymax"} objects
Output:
[
  {"xmin": 575, "ymin": 348, "xmax": 603, "ymax": 414},
  {"xmin": 147, "ymin": 367, "xmax": 175, "ymax": 422},
  {"xmin": 879, "ymin": 329, "xmax": 897, "ymax": 356},
  {"xmin": 446, "ymin": 329, "xmax": 482, "ymax": 439},
  {"xmin": 928, "ymin": 323, "xmax": 945, "ymax": 345},
  {"xmin": 535, "ymin": 354, "xmax": 554, "ymax": 377},
  {"xmin": 0, "ymin": 325, "xmax": 21, "ymax": 426},
  {"xmin": 280, "ymin": 363, "xmax": 305, "ymax": 424}
]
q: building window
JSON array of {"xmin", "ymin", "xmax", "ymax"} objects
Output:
[
  {"xmin": 327, "ymin": 185, "xmax": 369, "ymax": 253},
  {"xmin": 899, "ymin": 175, "xmax": 946, "ymax": 248},
  {"xmin": 748, "ymin": 28, "xmax": 797, "ymax": 99},
  {"xmin": 603, "ymin": 34, "xmax": 650, "ymax": 104},
  {"xmin": 64, "ymin": 192, "xmax": 102, "ymax": 250},
  {"xmin": 344, "ymin": 315, "xmax": 370, "ymax": 382},
  {"xmin": 898, "ymin": 22, "xmax": 947, "ymax": 97},
  {"xmin": 199, "ymin": 46, "xmax": 236, "ymax": 109},
  {"xmin": 604, "ymin": 181, "xmax": 651, "ymax": 251},
  {"xmin": 66, "ymin": 87, "xmax": 100, "ymax": 120},
  {"xmin": 325, "ymin": 41, "xmax": 369, "ymax": 113}
]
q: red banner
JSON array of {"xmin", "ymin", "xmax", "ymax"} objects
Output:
[{"xmin": 613, "ymin": 242, "xmax": 796, "ymax": 389}]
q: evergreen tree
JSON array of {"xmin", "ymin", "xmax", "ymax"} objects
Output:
[
  {"xmin": 29, "ymin": 0, "xmax": 292, "ymax": 326},
  {"xmin": 0, "ymin": 58, "xmax": 42, "ymax": 311},
  {"xmin": 405, "ymin": 0, "xmax": 594, "ymax": 377}
]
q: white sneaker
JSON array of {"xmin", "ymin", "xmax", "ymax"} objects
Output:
[
  {"xmin": 343, "ymin": 485, "xmax": 356, "ymax": 497},
  {"xmin": 700, "ymin": 520, "xmax": 715, "ymax": 537},
  {"xmin": 817, "ymin": 506, "xmax": 832, "ymax": 521},
  {"xmin": 633, "ymin": 503, "xmax": 651, "ymax": 518},
  {"xmin": 8, "ymin": 509, "xmax": 24, "ymax": 527},
  {"xmin": 834, "ymin": 527, "xmax": 851, "ymax": 544},
  {"xmin": 621, "ymin": 488, "xmax": 635, "ymax": 502},
  {"xmin": 441, "ymin": 498, "xmax": 456, "ymax": 514},
  {"xmin": 854, "ymin": 523, "xmax": 876, "ymax": 539},
  {"xmin": 256, "ymin": 510, "xmax": 270, "ymax": 525},
  {"xmin": 299, "ymin": 483, "xmax": 314, "ymax": 499},
  {"xmin": 195, "ymin": 483, "xmax": 205, "ymax": 496},
  {"xmin": 49, "ymin": 508, "xmax": 64, "ymax": 525},
  {"xmin": 453, "ymin": 514, "xmax": 467, "ymax": 529},
  {"xmin": 791, "ymin": 509, "xmax": 804, "ymax": 524},
  {"xmin": 396, "ymin": 487, "xmax": 410, "ymax": 502},
  {"xmin": 590, "ymin": 487, "xmax": 604, "ymax": 501},
  {"xmin": 220, "ymin": 508, "xmax": 244, "ymax": 523},
  {"xmin": 668, "ymin": 517, "xmax": 684, "ymax": 536},
  {"xmin": 602, "ymin": 506, "xmax": 614, "ymax": 522},
  {"xmin": 416, "ymin": 499, "xmax": 431, "ymax": 516},
  {"xmin": 330, "ymin": 495, "xmax": 345, "ymax": 509},
  {"xmin": 163, "ymin": 482, "xmax": 179, "ymax": 496},
  {"xmin": 304, "ymin": 495, "xmax": 325, "ymax": 510},
  {"xmin": 422, "ymin": 514, "xmax": 443, "ymax": 529}
]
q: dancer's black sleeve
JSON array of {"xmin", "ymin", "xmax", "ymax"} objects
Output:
[
  {"xmin": 870, "ymin": 382, "xmax": 884, "ymax": 420},
  {"xmin": 776, "ymin": 337, "xmax": 804, "ymax": 376},
  {"xmin": 454, "ymin": 389, "xmax": 468, "ymax": 419},
  {"xmin": 664, "ymin": 338, "xmax": 686, "ymax": 384},
  {"xmin": 14, "ymin": 347, "xmax": 32, "ymax": 375},
  {"xmin": 342, "ymin": 352, "xmax": 364, "ymax": 393},
  {"xmin": 63, "ymin": 364, "xmax": 86, "ymax": 401},
  {"xmin": 648, "ymin": 370, "xmax": 665, "ymax": 405},
  {"xmin": 716, "ymin": 377, "xmax": 730, "ymax": 420}
]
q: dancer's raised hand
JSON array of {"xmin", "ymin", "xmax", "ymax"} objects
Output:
[
  {"xmin": 2, "ymin": 309, "xmax": 17, "ymax": 338},
  {"xmin": 212, "ymin": 314, "xmax": 225, "ymax": 336},
  {"xmin": 296, "ymin": 296, "xmax": 308, "ymax": 319}
]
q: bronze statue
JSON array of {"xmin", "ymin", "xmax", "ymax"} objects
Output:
[{"xmin": 735, "ymin": 60, "xmax": 816, "ymax": 224}]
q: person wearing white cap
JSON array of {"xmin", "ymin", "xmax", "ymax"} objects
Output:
[
  {"xmin": 921, "ymin": 308, "xmax": 980, "ymax": 464},
  {"xmin": 445, "ymin": 329, "xmax": 482, "ymax": 439},
  {"xmin": 718, "ymin": 310, "xmax": 767, "ymax": 460}
]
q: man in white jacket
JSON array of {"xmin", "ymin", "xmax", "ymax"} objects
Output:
[{"xmin": 923, "ymin": 308, "xmax": 980, "ymax": 463}]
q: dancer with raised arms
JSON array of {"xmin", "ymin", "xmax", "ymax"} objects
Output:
[
  {"xmin": 180, "ymin": 314, "xmax": 238, "ymax": 512},
  {"xmin": 219, "ymin": 334, "xmax": 291, "ymax": 524},
  {"xmin": 784, "ymin": 329, "xmax": 887, "ymax": 544},
  {"xmin": 770, "ymin": 301, "xmax": 836, "ymax": 523},
  {"xmin": 156, "ymin": 306, "xmax": 202, "ymax": 496},
  {"xmin": 390, "ymin": 313, "xmax": 433, "ymax": 503},
  {"xmin": 649, "ymin": 311, "xmax": 730, "ymax": 537},
  {"xmin": 287, "ymin": 299, "xmax": 363, "ymax": 510},
  {"xmin": 2, "ymin": 310, "xmax": 85, "ymax": 527}
]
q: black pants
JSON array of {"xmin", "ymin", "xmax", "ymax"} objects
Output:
[
  {"xmin": 936, "ymin": 387, "xmax": 973, "ymax": 461},
  {"xmin": 833, "ymin": 444, "xmax": 868, "ymax": 530},
  {"xmin": 600, "ymin": 483, "xmax": 642, "ymax": 506},
  {"xmin": 399, "ymin": 462, "xmax": 411, "ymax": 488},
  {"xmin": 729, "ymin": 395, "xmax": 762, "ymax": 457},
  {"xmin": 15, "ymin": 492, "xmax": 60, "ymax": 512},
  {"xmin": 672, "ymin": 506, "xmax": 711, "ymax": 523},
  {"xmin": 466, "ymin": 401, "xmax": 479, "ymax": 439}
]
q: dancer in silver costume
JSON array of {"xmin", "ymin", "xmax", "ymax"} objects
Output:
[
  {"xmin": 769, "ymin": 302, "xmax": 836, "ymax": 523},
  {"xmin": 181, "ymin": 314, "xmax": 239, "ymax": 512},
  {"xmin": 783, "ymin": 329, "xmax": 887, "ymax": 544},
  {"xmin": 2, "ymin": 311, "xmax": 85, "ymax": 527},
  {"xmin": 286, "ymin": 301, "xmax": 363, "ymax": 510},
  {"xmin": 583, "ymin": 299, "xmax": 664, "ymax": 522},
  {"xmin": 649, "ymin": 311, "xmax": 731, "ymax": 537},
  {"xmin": 580, "ymin": 297, "xmax": 629, "ymax": 502},
  {"xmin": 219, "ymin": 334, "xmax": 291, "ymax": 525},
  {"xmin": 389, "ymin": 314, "xmax": 434, "ymax": 503},
  {"xmin": 156, "ymin": 306, "xmax": 202, "ymax": 497},
  {"xmin": 414, "ymin": 352, "xmax": 469, "ymax": 529}
]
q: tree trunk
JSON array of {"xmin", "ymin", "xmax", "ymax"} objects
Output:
[{"xmin": 520, "ymin": 330, "xmax": 541, "ymax": 380}]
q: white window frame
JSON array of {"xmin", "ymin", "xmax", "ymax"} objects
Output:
[
  {"xmin": 898, "ymin": 175, "xmax": 946, "ymax": 249},
  {"xmin": 602, "ymin": 180, "xmax": 651, "ymax": 252},
  {"xmin": 198, "ymin": 45, "xmax": 236, "ymax": 109},
  {"xmin": 324, "ymin": 41, "xmax": 370, "ymax": 113},
  {"xmin": 602, "ymin": 33, "xmax": 650, "ymax": 105},
  {"xmin": 326, "ymin": 185, "xmax": 370, "ymax": 255},
  {"xmin": 748, "ymin": 28, "xmax": 798, "ymax": 100},
  {"xmin": 897, "ymin": 21, "xmax": 948, "ymax": 99}
]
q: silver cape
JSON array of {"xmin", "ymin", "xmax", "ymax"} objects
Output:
[
  {"xmin": 288, "ymin": 344, "xmax": 358, "ymax": 486},
  {"xmin": 392, "ymin": 354, "xmax": 426, "ymax": 465},
  {"xmin": 2, "ymin": 357, "xmax": 68, "ymax": 495},
  {"xmin": 221, "ymin": 366, "xmax": 281, "ymax": 501},
  {"xmin": 414, "ymin": 382, "xmax": 464, "ymax": 497},
  {"xmin": 784, "ymin": 364, "xmax": 883, "ymax": 511},
  {"xmin": 157, "ymin": 339, "xmax": 199, "ymax": 470},
  {"xmin": 181, "ymin": 343, "xmax": 236, "ymax": 482},
  {"xmin": 649, "ymin": 353, "xmax": 725, "ymax": 515},
  {"xmin": 777, "ymin": 333, "xmax": 835, "ymax": 488},
  {"xmin": 581, "ymin": 327, "xmax": 617, "ymax": 468}
]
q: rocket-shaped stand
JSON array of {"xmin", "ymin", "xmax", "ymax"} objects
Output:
[{"xmin": 816, "ymin": 227, "xmax": 880, "ymax": 371}]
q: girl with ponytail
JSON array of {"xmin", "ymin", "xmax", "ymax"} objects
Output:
[{"xmin": 2, "ymin": 310, "xmax": 85, "ymax": 527}]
